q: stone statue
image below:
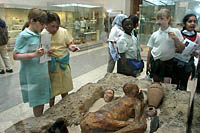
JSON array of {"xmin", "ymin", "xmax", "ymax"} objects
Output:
[
  {"xmin": 103, "ymin": 88, "xmax": 115, "ymax": 102},
  {"xmin": 80, "ymin": 82, "xmax": 147, "ymax": 133}
]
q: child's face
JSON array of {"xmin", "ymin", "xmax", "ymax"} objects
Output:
[
  {"xmin": 31, "ymin": 21, "xmax": 45, "ymax": 33},
  {"xmin": 46, "ymin": 21, "xmax": 59, "ymax": 35},
  {"xmin": 156, "ymin": 16, "xmax": 170, "ymax": 29},
  {"xmin": 185, "ymin": 16, "xmax": 197, "ymax": 31},
  {"xmin": 123, "ymin": 19, "xmax": 133, "ymax": 34}
]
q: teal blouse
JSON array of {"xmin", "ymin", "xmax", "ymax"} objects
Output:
[{"xmin": 14, "ymin": 28, "xmax": 51, "ymax": 107}]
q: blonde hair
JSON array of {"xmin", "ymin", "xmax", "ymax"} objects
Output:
[
  {"xmin": 28, "ymin": 8, "xmax": 47, "ymax": 24},
  {"xmin": 156, "ymin": 8, "xmax": 172, "ymax": 24}
]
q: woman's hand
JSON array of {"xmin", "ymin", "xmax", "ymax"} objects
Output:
[
  {"xmin": 168, "ymin": 32, "xmax": 178, "ymax": 40},
  {"xmin": 168, "ymin": 32, "xmax": 185, "ymax": 52},
  {"xmin": 68, "ymin": 44, "xmax": 80, "ymax": 52},
  {"xmin": 48, "ymin": 49, "xmax": 56, "ymax": 57},
  {"xmin": 13, "ymin": 48, "xmax": 45, "ymax": 60},
  {"xmin": 191, "ymin": 51, "xmax": 199, "ymax": 57},
  {"xmin": 146, "ymin": 62, "xmax": 150, "ymax": 75},
  {"xmin": 35, "ymin": 48, "xmax": 44, "ymax": 57}
]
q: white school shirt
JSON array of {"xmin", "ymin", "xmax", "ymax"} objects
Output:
[
  {"xmin": 147, "ymin": 26, "xmax": 184, "ymax": 61},
  {"xmin": 117, "ymin": 32, "xmax": 138, "ymax": 59},
  {"xmin": 108, "ymin": 25, "xmax": 124, "ymax": 43}
]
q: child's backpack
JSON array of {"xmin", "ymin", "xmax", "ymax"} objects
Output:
[{"xmin": 0, "ymin": 26, "xmax": 8, "ymax": 46}]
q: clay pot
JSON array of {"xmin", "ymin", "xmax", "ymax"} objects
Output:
[
  {"xmin": 146, "ymin": 106, "xmax": 157, "ymax": 117},
  {"xmin": 147, "ymin": 82, "xmax": 164, "ymax": 108}
]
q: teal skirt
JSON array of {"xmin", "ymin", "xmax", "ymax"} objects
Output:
[{"xmin": 19, "ymin": 57, "xmax": 51, "ymax": 107}]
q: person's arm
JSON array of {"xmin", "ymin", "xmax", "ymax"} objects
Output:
[
  {"xmin": 120, "ymin": 53, "xmax": 131, "ymax": 73},
  {"xmin": 168, "ymin": 32, "xmax": 185, "ymax": 52},
  {"xmin": 146, "ymin": 33, "xmax": 155, "ymax": 74},
  {"xmin": 13, "ymin": 48, "xmax": 44, "ymax": 60},
  {"xmin": 67, "ymin": 42, "xmax": 80, "ymax": 52},
  {"xmin": 146, "ymin": 47, "xmax": 152, "ymax": 74},
  {"xmin": 192, "ymin": 35, "xmax": 200, "ymax": 57},
  {"xmin": 117, "ymin": 36, "xmax": 131, "ymax": 72},
  {"xmin": 64, "ymin": 28, "xmax": 80, "ymax": 52},
  {"xmin": 108, "ymin": 26, "xmax": 117, "ymax": 42}
]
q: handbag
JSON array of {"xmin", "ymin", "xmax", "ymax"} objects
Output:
[{"xmin": 127, "ymin": 58, "xmax": 144, "ymax": 71}]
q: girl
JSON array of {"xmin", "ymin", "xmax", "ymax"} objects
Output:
[
  {"xmin": 107, "ymin": 14, "xmax": 128, "ymax": 73},
  {"xmin": 13, "ymin": 8, "xmax": 51, "ymax": 117},
  {"xmin": 146, "ymin": 8, "xmax": 185, "ymax": 82},
  {"xmin": 44, "ymin": 12, "xmax": 79, "ymax": 107},
  {"xmin": 173, "ymin": 14, "xmax": 200, "ymax": 91},
  {"xmin": 117, "ymin": 18, "xmax": 142, "ymax": 77}
]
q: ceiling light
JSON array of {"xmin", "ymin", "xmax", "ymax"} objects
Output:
[{"xmin": 52, "ymin": 3, "xmax": 101, "ymax": 8}]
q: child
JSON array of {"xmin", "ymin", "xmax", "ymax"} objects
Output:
[
  {"xmin": 146, "ymin": 8, "xmax": 185, "ymax": 82},
  {"xmin": 173, "ymin": 14, "xmax": 200, "ymax": 91},
  {"xmin": 13, "ymin": 8, "xmax": 51, "ymax": 117},
  {"xmin": 44, "ymin": 12, "xmax": 80, "ymax": 107},
  {"xmin": 107, "ymin": 14, "xmax": 127, "ymax": 73},
  {"xmin": 117, "ymin": 18, "xmax": 142, "ymax": 77}
]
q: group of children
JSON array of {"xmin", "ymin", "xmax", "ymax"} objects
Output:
[
  {"xmin": 107, "ymin": 8, "xmax": 200, "ymax": 93},
  {"xmin": 147, "ymin": 9, "xmax": 200, "ymax": 93},
  {"xmin": 14, "ymin": 7, "xmax": 200, "ymax": 117},
  {"xmin": 13, "ymin": 8, "xmax": 79, "ymax": 117}
]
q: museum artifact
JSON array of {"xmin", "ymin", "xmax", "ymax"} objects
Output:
[{"xmin": 80, "ymin": 82, "xmax": 147, "ymax": 133}]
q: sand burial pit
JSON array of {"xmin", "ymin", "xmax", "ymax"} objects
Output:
[{"xmin": 5, "ymin": 73, "xmax": 191, "ymax": 133}]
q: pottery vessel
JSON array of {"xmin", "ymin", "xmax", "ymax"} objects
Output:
[{"xmin": 147, "ymin": 82, "xmax": 164, "ymax": 108}]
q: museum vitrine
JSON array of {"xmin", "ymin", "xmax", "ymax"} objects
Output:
[
  {"xmin": 0, "ymin": 3, "xmax": 104, "ymax": 46},
  {"xmin": 139, "ymin": 0, "xmax": 200, "ymax": 45}
]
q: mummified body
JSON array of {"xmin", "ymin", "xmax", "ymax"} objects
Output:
[{"xmin": 80, "ymin": 82, "xmax": 147, "ymax": 133}]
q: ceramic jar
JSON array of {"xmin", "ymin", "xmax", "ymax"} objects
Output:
[{"xmin": 147, "ymin": 82, "xmax": 164, "ymax": 108}]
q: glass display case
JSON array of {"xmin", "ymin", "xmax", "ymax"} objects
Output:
[
  {"xmin": 47, "ymin": 4, "xmax": 104, "ymax": 44},
  {"xmin": 138, "ymin": 5, "xmax": 175, "ymax": 45},
  {"xmin": 174, "ymin": 1, "xmax": 200, "ymax": 32},
  {"xmin": 139, "ymin": 0, "xmax": 200, "ymax": 45},
  {"xmin": 0, "ymin": 4, "xmax": 104, "ymax": 46},
  {"xmin": 0, "ymin": 8, "xmax": 28, "ymax": 45}
]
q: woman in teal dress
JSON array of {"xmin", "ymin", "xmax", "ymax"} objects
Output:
[{"xmin": 13, "ymin": 8, "xmax": 51, "ymax": 117}]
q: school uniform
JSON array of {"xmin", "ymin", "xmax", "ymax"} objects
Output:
[
  {"xmin": 14, "ymin": 28, "xmax": 51, "ymax": 107},
  {"xmin": 147, "ymin": 26, "xmax": 184, "ymax": 81},
  {"xmin": 117, "ymin": 32, "xmax": 139, "ymax": 76},
  {"xmin": 173, "ymin": 30, "xmax": 200, "ymax": 90},
  {"xmin": 43, "ymin": 27, "xmax": 74, "ymax": 97}
]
